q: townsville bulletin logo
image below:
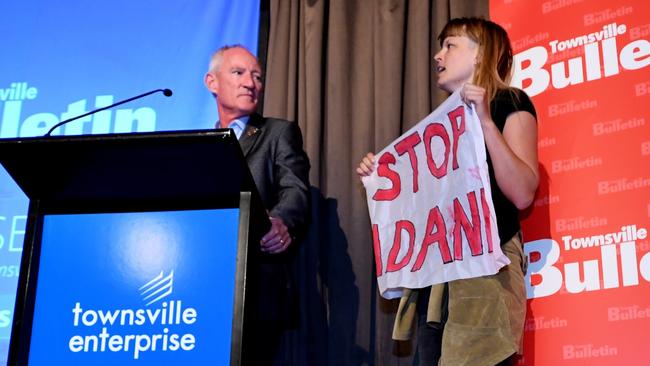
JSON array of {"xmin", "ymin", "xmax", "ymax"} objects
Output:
[{"xmin": 68, "ymin": 270, "xmax": 199, "ymax": 360}]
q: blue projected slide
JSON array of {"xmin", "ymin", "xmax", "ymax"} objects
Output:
[
  {"xmin": 0, "ymin": 1, "xmax": 259, "ymax": 363},
  {"xmin": 31, "ymin": 209, "xmax": 240, "ymax": 364}
]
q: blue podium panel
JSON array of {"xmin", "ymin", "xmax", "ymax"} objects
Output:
[{"xmin": 28, "ymin": 209, "xmax": 239, "ymax": 364}]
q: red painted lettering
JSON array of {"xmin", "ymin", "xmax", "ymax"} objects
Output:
[
  {"xmin": 412, "ymin": 206, "xmax": 451, "ymax": 271},
  {"xmin": 372, "ymin": 224, "xmax": 383, "ymax": 276},
  {"xmin": 480, "ymin": 188, "xmax": 494, "ymax": 253},
  {"xmin": 372, "ymin": 152, "xmax": 402, "ymax": 201},
  {"xmin": 452, "ymin": 190, "xmax": 483, "ymax": 260},
  {"xmin": 386, "ymin": 220, "xmax": 416, "ymax": 272},
  {"xmin": 423, "ymin": 122, "xmax": 450, "ymax": 179},
  {"xmin": 394, "ymin": 132, "xmax": 422, "ymax": 193},
  {"xmin": 447, "ymin": 106, "xmax": 466, "ymax": 170}
]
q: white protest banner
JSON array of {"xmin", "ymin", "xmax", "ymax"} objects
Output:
[{"xmin": 362, "ymin": 90, "xmax": 510, "ymax": 299}]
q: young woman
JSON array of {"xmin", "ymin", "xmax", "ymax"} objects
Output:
[{"xmin": 357, "ymin": 17, "xmax": 539, "ymax": 366}]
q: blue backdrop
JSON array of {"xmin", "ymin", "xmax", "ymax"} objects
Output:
[{"xmin": 0, "ymin": 1, "xmax": 260, "ymax": 362}]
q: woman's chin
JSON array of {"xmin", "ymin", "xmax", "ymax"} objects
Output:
[{"xmin": 437, "ymin": 82, "xmax": 456, "ymax": 94}]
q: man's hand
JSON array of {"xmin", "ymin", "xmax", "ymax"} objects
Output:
[{"xmin": 261, "ymin": 216, "xmax": 292, "ymax": 254}]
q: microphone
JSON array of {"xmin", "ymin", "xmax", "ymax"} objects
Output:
[{"xmin": 44, "ymin": 88, "xmax": 173, "ymax": 136}]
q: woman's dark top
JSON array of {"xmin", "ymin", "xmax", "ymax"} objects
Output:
[{"xmin": 487, "ymin": 88, "xmax": 537, "ymax": 244}]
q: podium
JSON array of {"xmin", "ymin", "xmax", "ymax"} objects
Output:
[{"xmin": 0, "ymin": 129, "xmax": 269, "ymax": 365}]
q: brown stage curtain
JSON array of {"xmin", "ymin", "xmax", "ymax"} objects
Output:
[{"xmin": 263, "ymin": 1, "xmax": 488, "ymax": 364}]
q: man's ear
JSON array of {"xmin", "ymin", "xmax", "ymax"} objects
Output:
[{"xmin": 204, "ymin": 72, "xmax": 218, "ymax": 94}]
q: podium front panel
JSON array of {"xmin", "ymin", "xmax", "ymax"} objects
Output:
[{"xmin": 27, "ymin": 208, "xmax": 240, "ymax": 365}]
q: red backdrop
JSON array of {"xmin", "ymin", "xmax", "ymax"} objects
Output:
[{"xmin": 490, "ymin": 0, "xmax": 650, "ymax": 364}]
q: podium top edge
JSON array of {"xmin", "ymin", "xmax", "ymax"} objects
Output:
[{"xmin": 0, "ymin": 128, "xmax": 234, "ymax": 145}]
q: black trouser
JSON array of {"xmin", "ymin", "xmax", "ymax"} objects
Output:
[
  {"xmin": 242, "ymin": 321, "xmax": 283, "ymax": 365},
  {"xmin": 415, "ymin": 285, "xmax": 444, "ymax": 366}
]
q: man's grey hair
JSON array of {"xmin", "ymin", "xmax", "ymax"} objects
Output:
[{"xmin": 208, "ymin": 44, "xmax": 252, "ymax": 74}]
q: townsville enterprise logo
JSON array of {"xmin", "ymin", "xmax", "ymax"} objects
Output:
[
  {"xmin": 140, "ymin": 270, "xmax": 174, "ymax": 306},
  {"xmin": 68, "ymin": 271, "xmax": 198, "ymax": 360}
]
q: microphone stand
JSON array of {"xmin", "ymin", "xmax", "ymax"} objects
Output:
[{"xmin": 44, "ymin": 88, "xmax": 173, "ymax": 136}]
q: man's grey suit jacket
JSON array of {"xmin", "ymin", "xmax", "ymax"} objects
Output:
[{"xmin": 238, "ymin": 113, "xmax": 310, "ymax": 323}]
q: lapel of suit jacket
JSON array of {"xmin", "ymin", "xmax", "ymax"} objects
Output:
[{"xmin": 239, "ymin": 113, "xmax": 264, "ymax": 157}]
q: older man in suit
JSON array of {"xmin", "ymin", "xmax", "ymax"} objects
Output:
[{"xmin": 204, "ymin": 45, "xmax": 310, "ymax": 363}]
